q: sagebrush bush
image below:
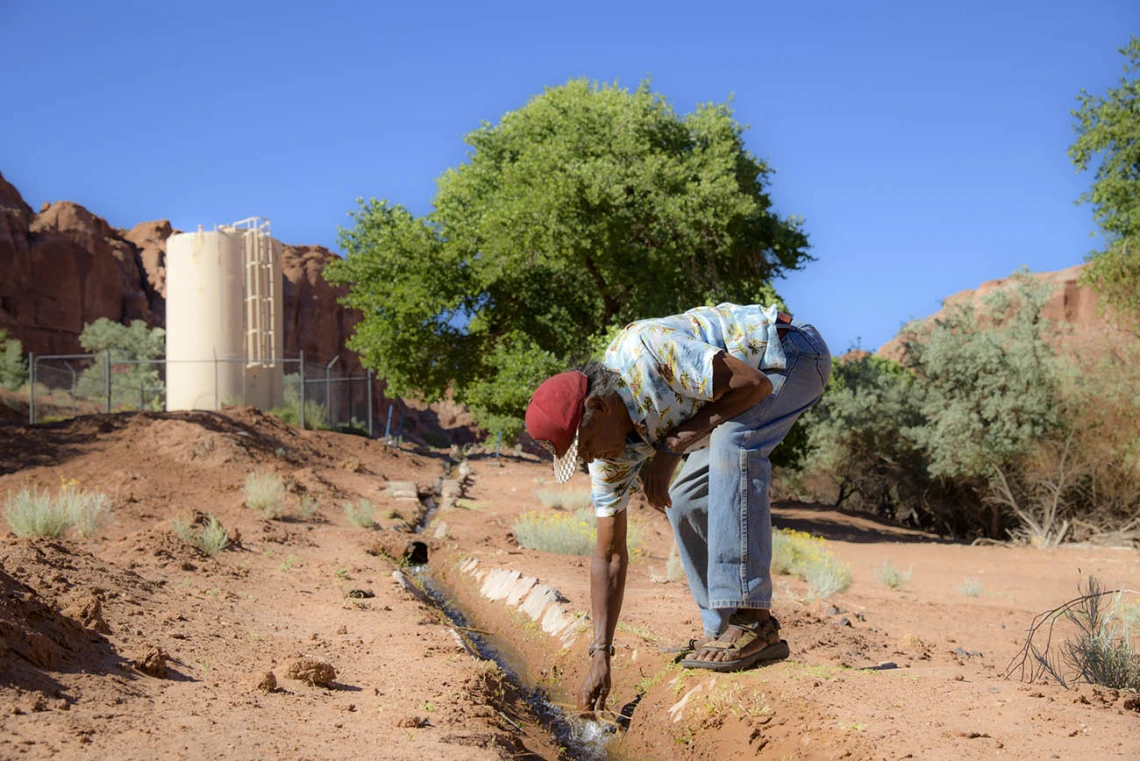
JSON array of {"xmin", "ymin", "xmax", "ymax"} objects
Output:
[
  {"xmin": 59, "ymin": 489, "xmax": 111, "ymax": 539},
  {"xmin": 514, "ymin": 510, "xmax": 595, "ymax": 555},
  {"xmin": 514, "ymin": 509, "xmax": 643, "ymax": 557},
  {"xmin": 243, "ymin": 471, "xmax": 285, "ymax": 519},
  {"xmin": 3, "ymin": 486, "xmax": 111, "ymax": 539},
  {"xmin": 297, "ymin": 494, "xmax": 320, "ymax": 520},
  {"xmin": 771, "ymin": 528, "xmax": 853, "ymax": 600},
  {"xmin": 344, "ymin": 498, "xmax": 375, "ymax": 528},
  {"xmin": 958, "ymin": 578, "xmax": 984, "ymax": 597},
  {"xmin": 4, "ymin": 487, "xmax": 70, "ymax": 538},
  {"xmin": 876, "ymin": 559, "xmax": 912, "ymax": 590}
]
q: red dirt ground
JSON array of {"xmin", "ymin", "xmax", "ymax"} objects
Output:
[{"xmin": 1, "ymin": 410, "xmax": 1137, "ymax": 760}]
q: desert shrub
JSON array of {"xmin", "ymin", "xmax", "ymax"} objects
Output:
[
  {"xmin": 800, "ymin": 353, "xmax": 927, "ymax": 522},
  {"xmin": 875, "ymin": 559, "xmax": 912, "ymax": 590},
  {"xmin": 958, "ymin": 578, "xmax": 984, "ymax": 597},
  {"xmin": 297, "ymin": 494, "xmax": 320, "ymax": 520},
  {"xmin": 534, "ymin": 485, "xmax": 593, "ymax": 512},
  {"xmin": 76, "ymin": 318, "xmax": 165, "ymax": 411},
  {"xmin": 0, "ymin": 329, "xmax": 27, "ymax": 392},
  {"xmin": 514, "ymin": 510, "xmax": 595, "ymax": 556},
  {"xmin": 172, "ymin": 514, "xmax": 230, "ymax": 555},
  {"xmin": 807, "ymin": 272, "xmax": 1140, "ymax": 543},
  {"xmin": 344, "ymin": 498, "xmax": 375, "ymax": 528},
  {"xmin": 1009, "ymin": 576, "xmax": 1140, "ymax": 691},
  {"xmin": 4, "ymin": 487, "xmax": 71, "ymax": 538},
  {"xmin": 513, "ymin": 508, "xmax": 644, "ymax": 557},
  {"xmin": 3, "ymin": 485, "xmax": 111, "ymax": 539},
  {"xmin": 243, "ymin": 471, "xmax": 285, "ymax": 519},
  {"xmin": 58, "ymin": 489, "xmax": 111, "ymax": 539},
  {"xmin": 270, "ymin": 374, "xmax": 332, "ymax": 431},
  {"xmin": 770, "ymin": 528, "xmax": 852, "ymax": 599}
]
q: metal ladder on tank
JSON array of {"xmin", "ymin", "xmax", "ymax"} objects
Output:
[{"xmin": 230, "ymin": 217, "xmax": 276, "ymax": 369}]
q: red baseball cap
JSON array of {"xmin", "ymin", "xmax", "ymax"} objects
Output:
[{"xmin": 525, "ymin": 371, "xmax": 588, "ymax": 483}]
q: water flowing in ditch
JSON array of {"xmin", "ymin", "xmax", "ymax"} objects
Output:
[{"xmin": 412, "ymin": 565, "xmax": 618, "ymax": 761}]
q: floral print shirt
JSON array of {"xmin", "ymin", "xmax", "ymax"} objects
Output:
[{"xmin": 588, "ymin": 303, "xmax": 787, "ymax": 517}]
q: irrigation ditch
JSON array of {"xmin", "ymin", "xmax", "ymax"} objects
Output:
[{"xmin": 376, "ymin": 455, "xmax": 787, "ymax": 761}]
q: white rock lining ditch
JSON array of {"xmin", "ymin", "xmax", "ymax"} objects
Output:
[{"xmin": 458, "ymin": 558, "xmax": 586, "ymax": 649}]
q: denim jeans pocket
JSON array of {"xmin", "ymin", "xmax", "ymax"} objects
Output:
[{"xmin": 783, "ymin": 326, "xmax": 824, "ymax": 358}]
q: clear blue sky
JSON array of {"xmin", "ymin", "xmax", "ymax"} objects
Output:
[{"xmin": 1, "ymin": 1, "xmax": 1135, "ymax": 353}]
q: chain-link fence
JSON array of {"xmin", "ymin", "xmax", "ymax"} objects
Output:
[{"xmin": 27, "ymin": 352, "xmax": 376, "ymax": 436}]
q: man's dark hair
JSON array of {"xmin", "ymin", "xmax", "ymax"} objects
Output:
[{"xmin": 578, "ymin": 360, "xmax": 622, "ymax": 428}]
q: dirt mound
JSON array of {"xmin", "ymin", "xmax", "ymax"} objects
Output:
[
  {"xmin": 0, "ymin": 567, "xmax": 84, "ymax": 672},
  {"xmin": 0, "ymin": 540, "xmax": 141, "ymax": 703}
]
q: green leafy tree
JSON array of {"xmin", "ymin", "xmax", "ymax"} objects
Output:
[
  {"xmin": 327, "ymin": 79, "xmax": 811, "ymax": 437},
  {"xmin": 1070, "ymin": 36, "xmax": 1140, "ymax": 328},
  {"xmin": 899, "ymin": 274, "xmax": 1064, "ymax": 481},
  {"xmin": 0, "ymin": 329, "xmax": 28, "ymax": 392},
  {"xmin": 77, "ymin": 319, "xmax": 165, "ymax": 410}
]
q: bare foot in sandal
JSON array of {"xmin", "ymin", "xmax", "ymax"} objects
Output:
[{"xmin": 680, "ymin": 611, "xmax": 789, "ymax": 672}]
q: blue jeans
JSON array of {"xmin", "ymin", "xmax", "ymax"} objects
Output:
[{"xmin": 666, "ymin": 323, "xmax": 831, "ymax": 638}]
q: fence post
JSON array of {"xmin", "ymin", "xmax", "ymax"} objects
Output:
[
  {"xmin": 366, "ymin": 370, "xmax": 373, "ymax": 439},
  {"xmin": 495, "ymin": 430, "xmax": 502, "ymax": 459},
  {"xmin": 299, "ymin": 351, "xmax": 306, "ymax": 430},
  {"xmin": 104, "ymin": 349, "xmax": 112, "ymax": 414},
  {"xmin": 27, "ymin": 352, "xmax": 34, "ymax": 425},
  {"xmin": 396, "ymin": 411, "xmax": 404, "ymax": 447},
  {"xmin": 67, "ymin": 362, "xmax": 76, "ymax": 418},
  {"xmin": 324, "ymin": 355, "xmax": 339, "ymax": 430},
  {"xmin": 385, "ymin": 405, "xmax": 393, "ymax": 445}
]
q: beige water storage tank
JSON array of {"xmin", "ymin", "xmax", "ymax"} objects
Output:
[{"xmin": 165, "ymin": 220, "xmax": 284, "ymax": 411}]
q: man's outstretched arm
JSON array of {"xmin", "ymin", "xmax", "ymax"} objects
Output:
[{"xmin": 577, "ymin": 510, "xmax": 628, "ymax": 713}]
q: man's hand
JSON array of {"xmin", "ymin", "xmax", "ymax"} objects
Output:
[
  {"xmin": 577, "ymin": 653, "xmax": 612, "ymax": 714},
  {"xmin": 641, "ymin": 451, "xmax": 680, "ymax": 511}
]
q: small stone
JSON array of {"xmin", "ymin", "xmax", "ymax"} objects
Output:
[
  {"xmin": 252, "ymin": 671, "xmax": 277, "ymax": 692},
  {"xmin": 824, "ymin": 604, "xmax": 846, "ymax": 616},
  {"xmin": 55, "ymin": 699, "xmax": 70, "ymax": 711},
  {"xmin": 336, "ymin": 625, "xmax": 348, "ymax": 635},
  {"xmin": 835, "ymin": 616, "xmax": 852, "ymax": 628},
  {"xmin": 876, "ymin": 661, "xmax": 898, "ymax": 670}
]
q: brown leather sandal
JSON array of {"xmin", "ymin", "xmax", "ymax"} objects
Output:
[{"xmin": 679, "ymin": 614, "xmax": 789, "ymax": 672}]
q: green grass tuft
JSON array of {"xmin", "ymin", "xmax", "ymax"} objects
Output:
[{"xmin": 173, "ymin": 514, "xmax": 230, "ymax": 555}]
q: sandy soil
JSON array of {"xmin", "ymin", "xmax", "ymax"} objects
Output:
[{"xmin": 0, "ymin": 410, "xmax": 1137, "ymax": 760}]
